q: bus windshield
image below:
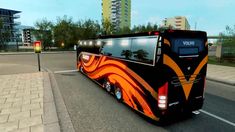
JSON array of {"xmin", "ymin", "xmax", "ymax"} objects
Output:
[{"xmin": 171, "ymin": 38, "xmax": 204, "ymax": 56}]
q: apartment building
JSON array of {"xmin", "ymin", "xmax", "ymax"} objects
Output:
[
  {"xmin": 162, "ymin": 16, "xmax": 190, "ymax": 30},
  {"xmin": 102, "ymin": 0, "xmax": 131, "ymax": 31},
  {"xmin": 0, "ymin": 8, "xmax": 21, "ymax": 49}
]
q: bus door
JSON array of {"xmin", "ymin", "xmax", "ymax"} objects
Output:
[{"xmin": 162, "ymin": 31, "xmax": 207, "ymax": 111}]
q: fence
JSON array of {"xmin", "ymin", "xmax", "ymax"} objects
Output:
[{"xmin": 209, "ymin": 42, "xmax": 235, "ymax": 63}]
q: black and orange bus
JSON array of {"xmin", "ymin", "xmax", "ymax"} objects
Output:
[{"xmin": 76, "ymin": 30, "xmax": 208, "ymax": 121}]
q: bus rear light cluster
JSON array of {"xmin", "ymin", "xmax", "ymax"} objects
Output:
[{"xmin": 158, "ymin": 82, "xmax": 168, "ymax": 109}]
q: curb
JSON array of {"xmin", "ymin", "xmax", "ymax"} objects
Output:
[
  {"xmin": 0, "ymin": 51, "xmax": 76, "ymax": 55},
  {"xmin": 43, "ymin": 72, "xmax": 61, "ymax": 132},
  {"xmin": 206, "ymin": 76, "xmax": 235, "ymax": 86},
  {"xmin": 45, "ymin": 68, "xmax": 76, "ymax": 132}
]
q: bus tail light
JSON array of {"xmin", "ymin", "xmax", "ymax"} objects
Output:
[{"xmin": 158, "ymin": 82, "xmax": 168, "ymax": 109}]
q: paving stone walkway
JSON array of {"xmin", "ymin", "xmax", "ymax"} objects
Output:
[
  {"xmin": 207, "ymin": 64, "xmax": 235, "ymax": 85},
  {"xmin": 0, "ymin": 73, "xmax": 43, "ymax": 132}
]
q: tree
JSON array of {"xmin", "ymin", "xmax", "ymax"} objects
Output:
[
  {"xmin": 220, "ymin": 25, "xmax": 235, "ymax": 47},
  {"xmin": 53, "ymin": 16, "xmax": 78, "ymax": 48},
  {"xmin": 33, "ymin": 18, "xmax": 53, "ymax": 50},
  {"xmin": 220, "ymin": 25, "xmax": 235, "ymax": 58},
  {"xmin": 78, "ymin": 19, "xmax": 101, "ymax": 39},
  {"xmin": 102, "ymin": 19, "xmax": 114, "ymax": 35},
  {"xmin": 53, "ymin": 16, "xmax": 101, "ymax": 49},
  {"xmin": 117, "ymin": 26, "xmax": 131, "ymax": 35},
  {"xmin": 131, "ymin": 23, "xmax": 158, "ymax": 33}
]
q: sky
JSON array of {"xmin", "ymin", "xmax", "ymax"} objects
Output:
[{"xmin": 1, "ymin": 0, "xmax": 235, "ymax": 36}]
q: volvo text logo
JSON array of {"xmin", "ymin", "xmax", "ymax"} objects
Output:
[{"xmin": 183, "ymin": 41, "xmax": 195, "ymax": 46}]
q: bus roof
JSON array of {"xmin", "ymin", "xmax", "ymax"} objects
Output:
[{"xmin": 98, "ymin": 30, "xmax": 206, "ymax": 39}]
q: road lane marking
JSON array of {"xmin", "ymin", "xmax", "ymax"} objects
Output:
[
  {"xmin": 54, "ymin": 69, "xmax": 78, "ymax": 74},
  {"xmin": 200, "ymin": 110, "xmax": 235, "ymax": 127}
]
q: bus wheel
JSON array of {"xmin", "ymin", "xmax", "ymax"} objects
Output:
[
  {"xmin": 103, "ymin": 80, "xmax": 112, "ymax": 92},
  {"xmin": 114, "ymin": 86, "xmax": 122, "ymax": 101}
]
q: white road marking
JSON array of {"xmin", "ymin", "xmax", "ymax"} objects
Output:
[
  {"xmin": 200, "ymin": 109, "xmax": 235, "ymax": 127},
  {"xmin": 54, "ymin": 69, "xmax": 78, "ymax": 74},
  {"xmin": 192, "ymin": 110, "xmax": 200, "ymax": 115}
]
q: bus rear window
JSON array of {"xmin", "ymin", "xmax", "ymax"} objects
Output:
[
  {"xmin": 171, "ymin": 38, "xmax": 204, "ymax": 56},
  {"xmin": 179, "ymin": 47, "xmax": 199, "ymax": 55}
]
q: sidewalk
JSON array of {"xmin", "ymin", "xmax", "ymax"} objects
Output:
[
  {"xmin": 0, "ymin": 72, "xmax": 60, "ymax": 132},
  {"xmin": 0, "ymin": 51, "xmax": 75, "ymax": 55},
  {"xmin": 207, "ymin": 64, "xmax": 235, "ymax": 86}
]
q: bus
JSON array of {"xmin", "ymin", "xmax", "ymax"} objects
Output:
[{"xmin": 76, "ymin": 30, "xmax": 208, "ymax": 121}]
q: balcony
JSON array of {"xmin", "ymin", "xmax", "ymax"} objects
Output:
[
  {"xmin": 175, "ymin": 20, "xmax": 182, "ymax": 23},
  {"xmin": 10, "ymin": 21, "xmax": 21, "ymax": 25},
  {"xmin": 9, "ymin": 28, "xmax": 19, "ymax": 32},
  {"xmin": 175, "ymin": 17, "xmax": 182, "ymax": 20},
  {"xmin": 111, "ymin": 7, "xmax": 116, "ymax": 10},
  {"xmin": 13, "ymin": 14, "xmax": 20, "ymax": 19}
]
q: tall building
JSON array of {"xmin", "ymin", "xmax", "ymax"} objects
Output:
[
  {"xmin": 16, "ymin": 25, "xmax": 33, "ymax": 46},
  {"xmin": 162, "ymin": 16, "xmax": 190, "ymax": 30},
  {"xmin": 0, "ymin": 8, "xmax": 21, "ymax": 49},
  {"xmin": 102, "ymin": 0, "xmax": 131, "ymax": 31},
  {"xmin": 22, "ymin": 28, "xmax": 33, "ymax": 46}
]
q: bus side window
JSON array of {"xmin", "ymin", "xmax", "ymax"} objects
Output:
[
  {"xmin": 101, "ymin": 39, "xmax": 113, "ymax": 56},
  {"xmin": 101, "ymin": 38, "xmax": 132, "ymax": 59},
  {"xmin": 130, "ymin": 37, "xmax": 157, "ymax": 64},
  {"xmin": 99, "ymin": 40, "xmax": 105, "ymax": 54},
  {"xmin": 118, "ymin": 38, "xmax": 132, "ymax": 59}
]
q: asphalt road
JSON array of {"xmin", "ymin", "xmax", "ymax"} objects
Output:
[{"xmin": 0, "ymin": 52, "xmax": 235, "ymax": 132}]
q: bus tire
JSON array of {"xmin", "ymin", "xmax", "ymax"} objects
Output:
[
  {"xmin": 114, "ymin": 85, "xmax": 122, "ymax": 101},
  {"xmin": 103, "ymin": 79, "xmax": 112, "ymax": 93}
]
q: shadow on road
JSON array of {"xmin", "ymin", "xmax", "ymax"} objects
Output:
[{"xmin": 132, "ymin": 109, "xmax": 197, "ymax": 127}]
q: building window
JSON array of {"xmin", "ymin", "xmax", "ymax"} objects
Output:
[{"xmin": 175, "ymin": 21, "xmax": 181, "ymax": 23}]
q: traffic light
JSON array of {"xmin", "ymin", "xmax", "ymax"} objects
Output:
[{"xmin": 34, "ymin": 41, "xmax": 42, "ymax": 53}]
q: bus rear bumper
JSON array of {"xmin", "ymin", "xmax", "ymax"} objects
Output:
[{"xmin": 160, "ymin": 98, "xmax": 204, "ymax": 118}]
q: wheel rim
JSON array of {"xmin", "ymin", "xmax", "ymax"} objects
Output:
[
  {"xmin": 105, "ymin": 81, "xmax": 111, "ymax": 92},
  {"xmin": 115, "ymin": 87, "xmax": 122, "ymax": 100}
]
